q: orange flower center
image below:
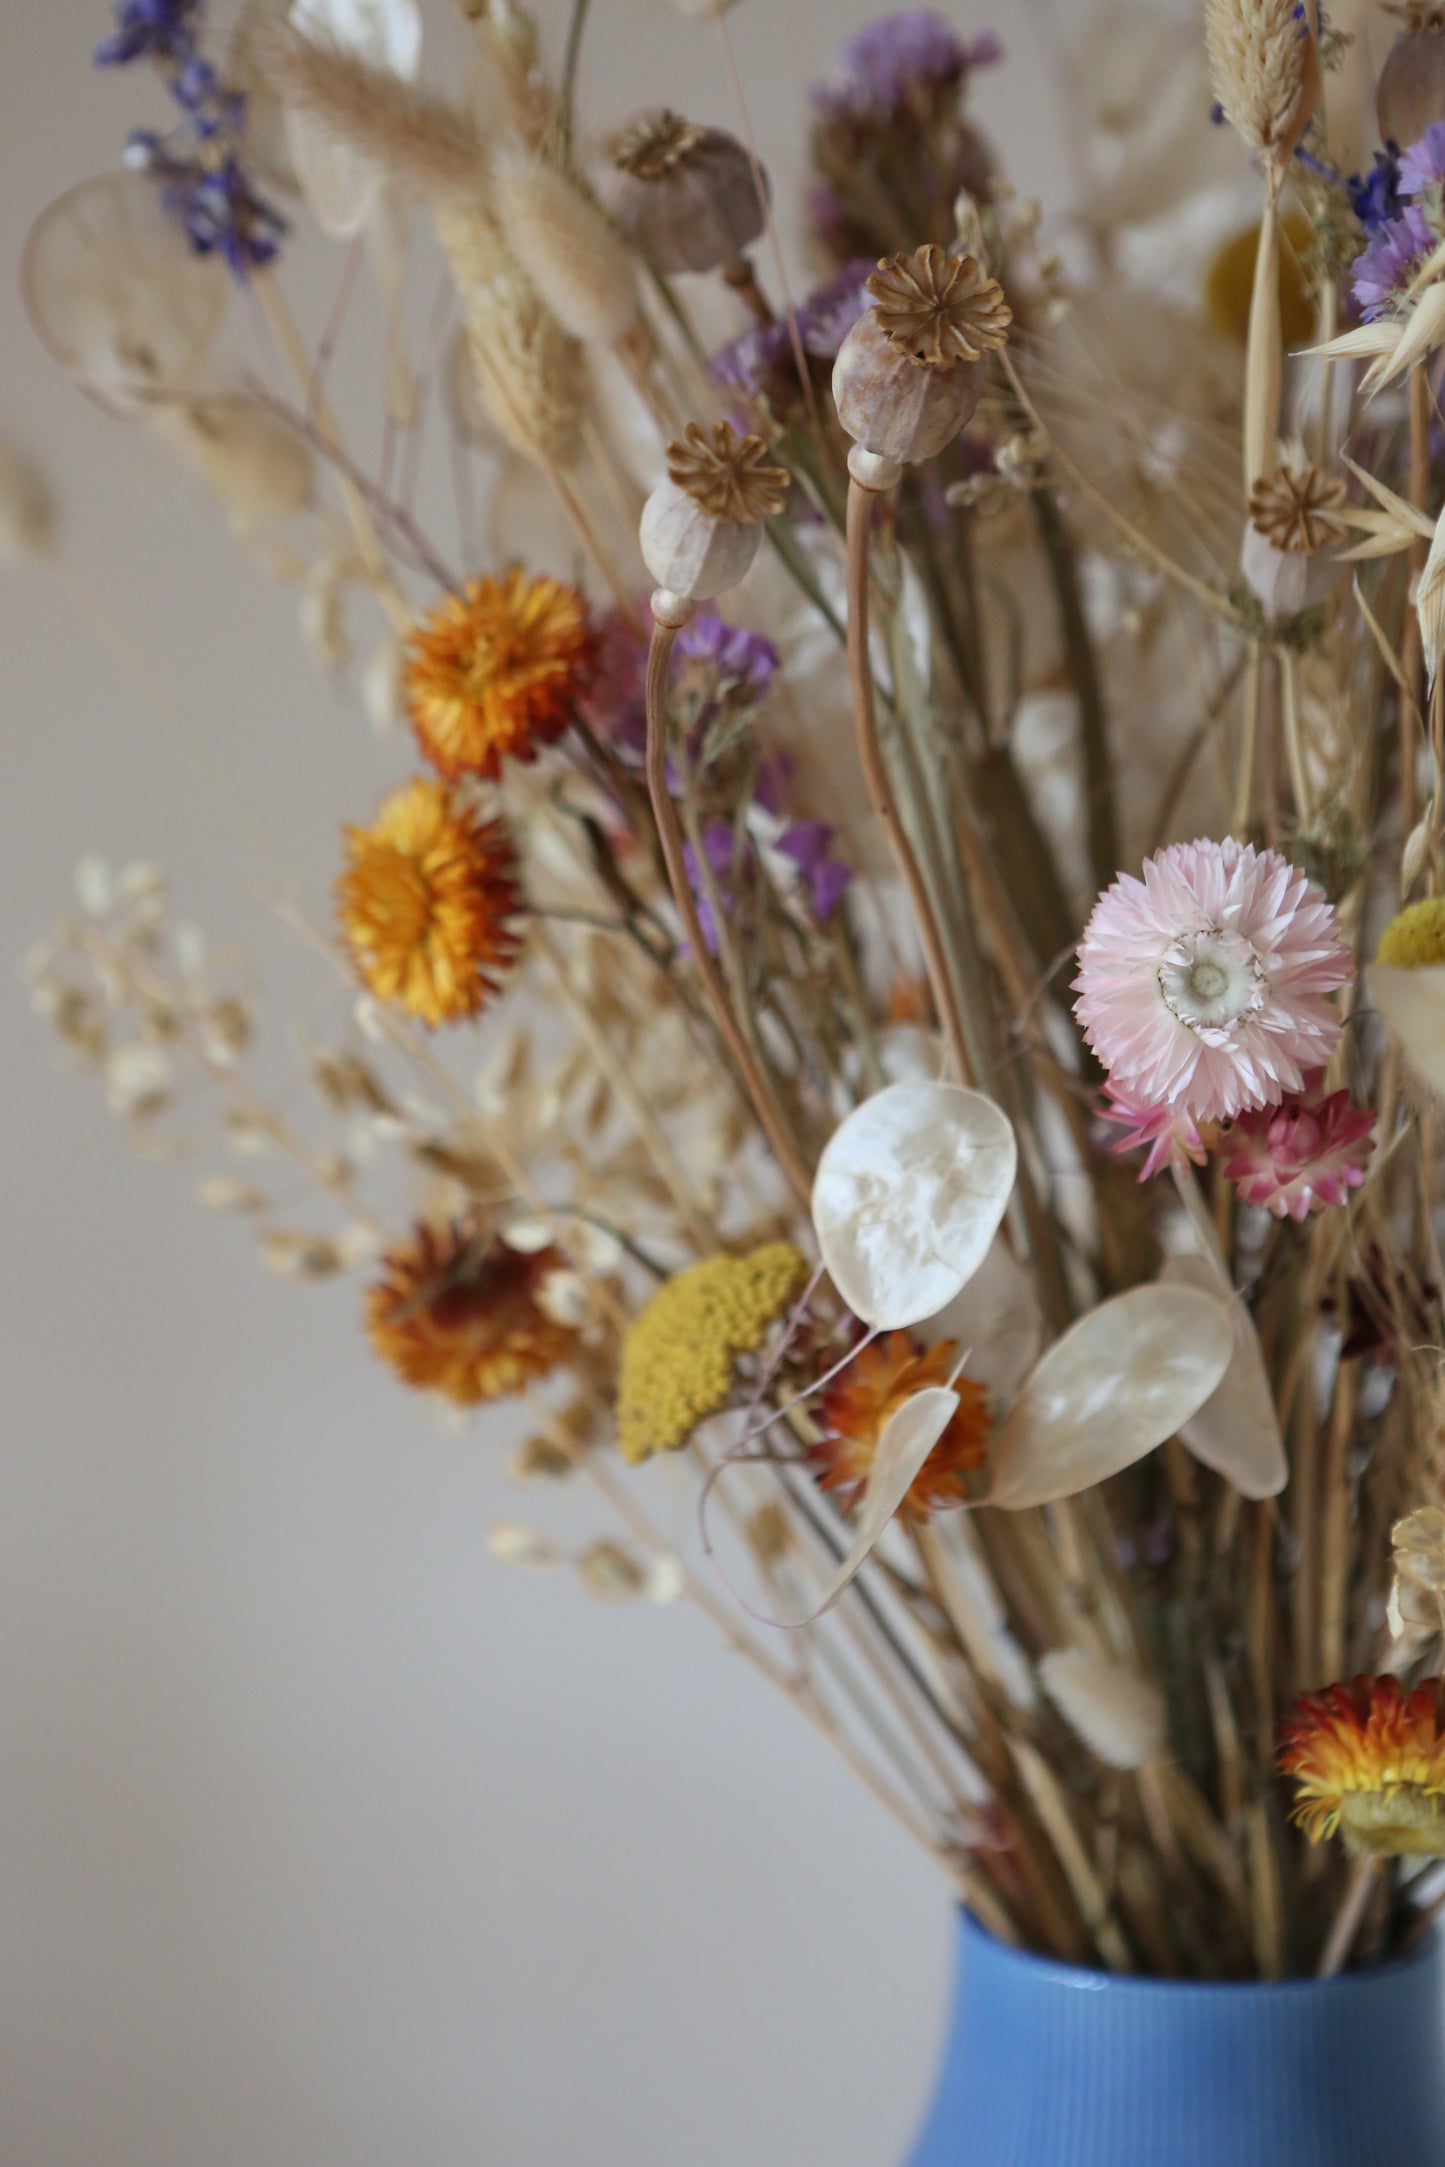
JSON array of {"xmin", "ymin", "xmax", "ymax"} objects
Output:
[{"xmin": 360, "ymin": 844, "xmax": 436, "ymax": 951}]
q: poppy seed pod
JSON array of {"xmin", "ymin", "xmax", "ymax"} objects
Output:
[
  {"xmin": 607, "ymin": 110, "xmax": 764, "ymax": 277},
  {"xmin": 1378, "ymin": 7, "xmax": 1445, "ymax": 149},
  {"xmin": 1240, "ymin": 459, "xmax": 1346, "ymax": 619},
  {"xmin": 832, "ymin": 244, "xmax": 1011, "ymax": 466},
  {"xmin": 640, "ymin": 419, "xmax": 789, "ymax": 600}
]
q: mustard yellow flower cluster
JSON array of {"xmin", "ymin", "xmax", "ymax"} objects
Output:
[
  {"xmin": 616, "ymin": 1242, "xmax": 808, "ymax": 1464},
  {"xmin": 1377, "ymin": 898, "xmax": 1445, "ymax": 970}
]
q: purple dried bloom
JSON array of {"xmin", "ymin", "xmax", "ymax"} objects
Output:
[
  {"xmin": 95, "ymin": 0, "xmax": 199, "ymax": 66},
  {"xmin": 1351, "ymin": 203, "xmax": 1435, "ymax": 320},
  {"xmin": 1400, "ymin": 123, "xmax": 1445, "ymax": 198},
  {"xmin": 676, "ymin": 613, "xmax": 780, "ymax": 705},
  {"xmin": 798, "ymin": 259, "xmax": 876, "ymax": 357},
  {"xmin": 1347, "ymin": 150, "xmax": 1403, "ymax": 231},
  {"xmin": 173, "ymin": 155, "xmax": 286, "ymax": 272},
  {"xmin": 807, "ymin": 857, "xmax": 854, "ymax": 920},
  {"xmin": 813, "ymin": 10, "xmax": 998, "ymax": 120},
  {"xmin": 776, "ymin": 819, "xmax": 853, "ymax": 919},
  {"xmin": 709, "ymin": 319, "xmax": 792, "ymax": 397}
]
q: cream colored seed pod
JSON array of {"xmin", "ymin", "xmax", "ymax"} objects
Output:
[
  {"xmin": 607, "ymin": 109, "xmax": 763, "ymax": 277},
  {"xmin": 1240, "ymin": 458, "xmax": 1346, "ymax": 619},
  {"xmin": 833, "ymin": 244, "xmax": 1011, "ymax": 469},
  {"xmin": 640, "ymin": 419, "xmax": 788, "ymax": 600},
  {"xmin": 1378, "ymin": 6, "xmax": 1445, "ymax": 149}
]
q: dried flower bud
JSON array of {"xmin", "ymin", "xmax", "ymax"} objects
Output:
[
  {"xmin": 608, "ymin": 110, "xmax": 763, "ymax": 277},
  {"xmin": 258, "ymin": 1230, "xmax": 343, "ymax": 1280},
  {"xmin": 105, "ymin": 1042, "xmax": 172, "ymax": 1118},
  {"xmin": 0, "ymin": 436, "xmax": 56, "ymax": 560},
  {"xmin": 576, "ymin": 1540, "xmax": 648, "ymax": 1601},
  {"xmin": 1378, "ymin": 7, "xmax": 1445, "ymax": 149},
  {"xmin": 488, "ymin": 1523, "xmax": 564, "ymax": 1572},
  {"xmin": 1241, "ymin": 459, "xmax": 1346, "ymax": 618},
  {"xmin": 196, "ymin": 1176, "xmax": 266, "ymax": 1214},
  {"xmin": 834, "ymin": 248, "xmax": 1008, "ymax": 467},
  {"xmin": 508, "ymin": 1434, "xmax": 577, "ymax": 1483},
  {"xmin": 640, "ymin": 421, "xmax": 787, "ymax": 599},
  {"xmin": 492, "ymin": 153, "xmax": 639, "ymax": 344}
]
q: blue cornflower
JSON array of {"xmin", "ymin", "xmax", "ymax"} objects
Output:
[
  {"xmin": 1347, "ymin": 151, "xmax": 1403, "ymax": 232},
  {"xmin": 95, "ymin": 0, "xmax": 200, "ymax": 67}
]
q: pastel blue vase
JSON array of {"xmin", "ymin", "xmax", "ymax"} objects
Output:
[{"xmin": 904, "ymin": 1910, "xmax": 1445, "ymax": 2165}]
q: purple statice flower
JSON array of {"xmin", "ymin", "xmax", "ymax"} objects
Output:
[
  {"xmin": 1351, "ymin": 202, "xmax": 1435, "ymax": 320},
  {"xmin": 798, "ymin": 259, "xmax": 876, "ymax": 358},
  {"xmin": 682, "ymin": 825, "xmax": 747, "ymax": 954},
  {"xmin": 1400, "ymin": 123, "xmax": 1445, "ymax": 198},
  {"xmin": 676, "ymin": 612, "xmax": 780, "ymax": 707},
  {"xmin": 1346, "ymin": 150, "xmax": 1403, "ymax": 232},
  {"xmin": 709, "ymin": 319, "xmax": 793, "ymax": 398},
  {"xmin": 170, "ymin": 155, "xmax": 286, "ymax": 273},
  {"xmin": 95, "ymin": 0, "xmax": 199, "ymax": 66},
  {"xmin": 813, "ymin": 11, "xmax": 1000, "ymax": 121},
  {"xmin": 775, "ymin": 819, "xmax": 853, "ymax": 919}
]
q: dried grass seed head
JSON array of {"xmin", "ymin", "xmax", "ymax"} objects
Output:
[
  {"xmin": 491, "ymin": 152, "xmax": 638, "ymax": 344},
  {"xmin": 1203, "ymin": 0, "xmax": 1314, "ymax": 159}
]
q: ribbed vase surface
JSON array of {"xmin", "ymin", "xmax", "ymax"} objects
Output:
[{"xmin": 904, "ymin": 1910, "xmax": 1445, "ymax": 2166}]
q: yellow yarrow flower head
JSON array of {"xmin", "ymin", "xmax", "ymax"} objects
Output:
[
  {"xmin": 616, "ymin": 1242, "xmax": 808, "ymax": 1464},
  {"xmin": 1377, "ymin": 898, "xmax": 1445, "ymax": 970}
]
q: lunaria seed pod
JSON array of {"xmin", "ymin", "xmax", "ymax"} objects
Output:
[
  {"xmin": 1240, "ymin": 457, "xmax": 1347, "ymax": 619},
  {"xmin": 1377, "ymin": 6, "xmax": 1445, "ymax": 149},
  {"xmin": 833, "ymin": 244, "xmax": 1011, "ymax": 467},
  {"xmin": 607, "ymin": 109, "xmax": 764, "ymax": 277},
  {"xmin": 639, "ymin": 419, "xmax": 788, "ymax": 600}
]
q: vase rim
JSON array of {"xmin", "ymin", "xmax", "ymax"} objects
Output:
[{"xmin": 957, "ymin": 1904, "xmax": 1440, "ymax": 1995}]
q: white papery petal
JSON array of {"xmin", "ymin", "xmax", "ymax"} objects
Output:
[
  {"xmin": 812, "ymin": 1082, "xmax": 1017, "ymax": 1329},
  {"xmin": 1039, "ymin": 1648, "xmax": 1167, "ymax": 1770},
  {"xmin": 1163, "ymin": 1253, "xmax": 1287, "ymax": 1499},
  {"xmin": 22, "ymin": 174, "xmax": 227, "ymax": 415},
  {"xmin": 925, "ymin": 1233, "xmax": 1044, "ymax": 1405},
  {"xmin": 1369, "ymin": 961, "xmax": 1445, "ymax": 1099},
  {"xmin": 793, "ymin": 1388, "xmax": 962, "ymax": 1623},
  {"xmin": 988, "ymin": 1285, "xmax": 1233, "ymax": 1509},
  {"xmin": 286, "ymin": 0, "xmax": 422, "ymax": 238}
]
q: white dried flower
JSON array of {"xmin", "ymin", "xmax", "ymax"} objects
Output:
[
  {"xmin": 1039, "ymin": 1647, "xmax": 1167, "ymax": 1770},
  {"xmin": 75, "ymin": 854, "xmax": 114, "ymax": 917}
]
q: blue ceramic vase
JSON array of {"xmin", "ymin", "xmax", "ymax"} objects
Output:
[{"xmin": 904, "ymin": 1910, "xmax": 1445, "ymax": 2166}]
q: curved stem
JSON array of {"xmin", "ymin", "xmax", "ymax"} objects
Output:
[
  {"xmin": 845, "ymin": 477, "xmax": 976, "ymax": 1086},
  {"xmin": 644, "ymin": 611, "xmax": 813, "ymax": 1208}
]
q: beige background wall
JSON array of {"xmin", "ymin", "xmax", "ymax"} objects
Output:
[{"xmin": 1, "ymin": 4, "xmax": 1077, "ymax": 2162}]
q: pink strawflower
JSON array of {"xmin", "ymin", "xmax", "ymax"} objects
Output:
[
  {"xmin": 1098, "ymin": 1080, "xmax": 1207, "ymax": 1181},
  {"xmin": 1073, "ymin": 839, "xmax": 1353, "ymax": 1122},
  {"xmin": 1222, "ymin": 1074, "xmax": 1375, "ymax": 1221}
]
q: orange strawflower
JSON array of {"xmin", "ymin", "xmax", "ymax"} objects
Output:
[
  {"xmin": 336, "ymin": 776, "xmax": 521, "ymax": 1028},
  {"xmin": 365, "ymin": 1223, "xmax": 576, "ymax": 1405},
  {"xmin": 405, "ymin": 570, "xmax": 598, "ymax": 779},
  {"xmin": 814, "ymin": 1332, "xmax": 990, "ymax": 1517},
  {"xmin": 1279, "ymin": 1675, "xmax": 1445, "ymax": 1856}
]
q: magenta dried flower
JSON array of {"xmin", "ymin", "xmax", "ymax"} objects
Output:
[
  {"xmin": 1222, "ymin": 1075, "xmax": 1375, "ymax": 1220},
  {"xmin": 1098, "ymin": 1081, "xmax": 1208, "ymax": 1182}
]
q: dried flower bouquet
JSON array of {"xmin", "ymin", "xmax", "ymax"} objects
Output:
[{"xmin": 21, "ymin": 0, "xmax": 1445, "ymax": 1983}]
